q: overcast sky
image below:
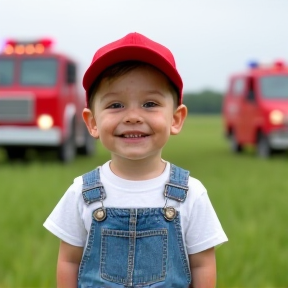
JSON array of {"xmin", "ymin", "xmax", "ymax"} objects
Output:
[{"xmin": 1, "ymin": 0, "xmax": 288, "ymax": 93}]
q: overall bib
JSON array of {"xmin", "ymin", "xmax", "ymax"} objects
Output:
[{"xmin": 78, "ymin": 164, "xmax": 191, "ymax": 288}]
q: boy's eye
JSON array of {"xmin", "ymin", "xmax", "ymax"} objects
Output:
[
  {"xmin": 107, "ymin": 103, "xmax": 124, "ymax": 109},
  {"xmin": 143, "ymin": 101, "xmax": 157, "ymax": 108}
]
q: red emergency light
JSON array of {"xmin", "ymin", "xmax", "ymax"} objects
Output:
[
  {"xmin": 3, "ymin": 38, "xmax": 54, "ymax": 55},
  {"xmin": 273, "ymin": 60, "xmax": 285, "ymax": 69}
]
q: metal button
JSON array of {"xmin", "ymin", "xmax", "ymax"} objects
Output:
[
  {"xmin": 164, "ymin": 207, "xmax": 176, "ymax": 221},
  {"xmin": 93, "ymin": 207, "xmax": 106, "ymax": 221}
]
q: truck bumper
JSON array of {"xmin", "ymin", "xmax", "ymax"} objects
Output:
[
  {"xmin": 269, "ymin": 129, "xmax": 288, "ymax": 149},
  {"xmin": 0, "ymin": 126, "xmax": 61, "ymax": 146}
]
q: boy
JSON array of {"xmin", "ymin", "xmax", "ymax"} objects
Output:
[{"xmin": 44, "ymin": 32, "xmax": 228, "ymax": 288}]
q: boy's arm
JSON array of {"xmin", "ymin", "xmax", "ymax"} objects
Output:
[
  {"xmin": 57, "ymin": 240, "xmax": 84, "ymax": 288},
  {"xmin": 188, "ymin": 247, "xmax": 216, "ymax": 288}
]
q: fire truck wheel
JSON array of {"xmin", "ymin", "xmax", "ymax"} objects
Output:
[
  {"xmin": 58, "ymin": 133, "xmax": 76, "ymax": 163},
  {"xmin": 257, "ymin": 133, "xmax": 271, "ymax": 158},
  {"xmin": 229, "ymin": 132, "xmax": 243, "ymax": 153},
  {"xmin": 6, "ymin": 147, "xmax": 26, "ymax": 160}
]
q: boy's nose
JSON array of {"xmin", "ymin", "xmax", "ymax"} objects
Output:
[{"xmin": 123, "ymin": 108, "xmax": 143, "ymax": 124}]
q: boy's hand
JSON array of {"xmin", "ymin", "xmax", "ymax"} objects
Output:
[
  {"xmin": 57, "ymin": 241, "xmax": 83, "ymax": 288},
  {"xmin": 189, "ymin": 247, "xmax": 216, "ymax": 288}
]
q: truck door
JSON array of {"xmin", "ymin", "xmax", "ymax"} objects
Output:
[
  {"xmin": 228, "ymin": 77, "xmax": 246, "ymax": 144},
  {"xmin": 239, "ymin": 77, "xmax": 259, "ymax": 144}
]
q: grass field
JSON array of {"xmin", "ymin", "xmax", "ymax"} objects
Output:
[{"xmin": 0, "ymin": 115, "xmax": 287, "ymax": 288}]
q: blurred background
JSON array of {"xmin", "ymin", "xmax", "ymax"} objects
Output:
[
  {"xmin": 2, "ymin": 0, "xmax": 288, "ymax": 93},
  {"xmin": 0, "ymin": 0, "xmax": 288, "ymax": 287}
]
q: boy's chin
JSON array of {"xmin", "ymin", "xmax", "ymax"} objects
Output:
[{"xmin": 111, "ymin": 152, "xmax": 163, "ymax": 162}]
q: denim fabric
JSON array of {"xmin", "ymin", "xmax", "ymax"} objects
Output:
[
  {"xmin": 78, "ymin": 164, "xmax": 191, "ymax": 288},
  {"xmin": 82, "ymin": 168, "xmax": 106, "ymax": 205}
]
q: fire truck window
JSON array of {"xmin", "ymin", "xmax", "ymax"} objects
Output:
[
  {"xmin": 260, "ymin": 75, "xmax": 288, "ymax": 99},
  {"xmin": 231, "ymin": 78, "xmax": 245, "ymax": 97},
  {"xmin": 20, "ymin": 58, "xmax": 57, "ymax": 86},
  {"xmin": 66, "ymin": 62, "xmax": 76, "ymax": 84},
  {"xmin": 0, "ymin": 58, "xmax": 14, "ymax": 86}
]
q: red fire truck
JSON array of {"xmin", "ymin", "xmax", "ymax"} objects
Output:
[
  {"xmin": 222, "ymin": 60, "xmax": 288, "ymax": 158},
  {"xmin": 0, "ymin": 38, "xmax": 95, "ymax": 162}
]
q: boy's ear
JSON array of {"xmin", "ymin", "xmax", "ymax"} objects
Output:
[
  {"xmin": 170, "ymin": 104, "xmax": 188, "ymax": 135},
  {"xmin": 82, "ymin": 108, "xmax": 99, "ymax": 138}
]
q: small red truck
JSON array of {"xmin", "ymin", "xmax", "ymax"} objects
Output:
[
  {"xmin": 222, "ymin": 60, "xmax": 288, "ymax": 158},
  {"xmin": 0, "ymin": 38, "xmax": 95, "ymax": 162}
]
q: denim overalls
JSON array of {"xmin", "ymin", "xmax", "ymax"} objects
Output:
[{"xmin": 78, "ymin": 164, "xmax": 191, "ymax": 288}]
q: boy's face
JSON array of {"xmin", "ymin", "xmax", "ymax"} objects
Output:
[{"xmin": 83, "ymin": 65, "xmax": 187, "ymax": 163}]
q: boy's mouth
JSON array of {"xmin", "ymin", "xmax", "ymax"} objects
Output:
[{"xmin": 121, "ymin": 133, "xmax": 147, "ymax": 138}]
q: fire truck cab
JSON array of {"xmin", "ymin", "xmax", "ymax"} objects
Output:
[
  {"xmin": 0, "ymin": 39, "xmax": 95, "ymax": 162},
  {"xmin": 223, "ymin": 61, "xmax": 288, "ymax": 158}
]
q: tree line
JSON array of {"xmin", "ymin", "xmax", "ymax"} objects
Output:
[{"xmin": 183, "ymin": 90, "xmax": 224, "ymax": 114}]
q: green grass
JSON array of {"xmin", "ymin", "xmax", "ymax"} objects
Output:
[{"xmin": 0, "ymin": 115, "xmax": 287, "ymax": 288}]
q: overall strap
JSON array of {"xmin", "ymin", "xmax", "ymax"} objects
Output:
[
  {"xmin": 164, "ymin": 164, "xmax": 189, "ymax": 202},
  {"xmin": 82, "ymin": 167, "xmax": 106, "ymax": 205}
]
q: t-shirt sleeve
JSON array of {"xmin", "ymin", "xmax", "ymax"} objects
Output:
[
  {"xmin": 43, "ymin": 181, "xmax": 87, "ymax": 247},
  {"xmin": 185, "ymin": 180, "xmax": 228, "ymax": 254}
]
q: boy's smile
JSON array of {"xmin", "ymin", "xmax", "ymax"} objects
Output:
[{"xmin": 83, "ymin": 65, "xmax": 187, "ymax": 167}]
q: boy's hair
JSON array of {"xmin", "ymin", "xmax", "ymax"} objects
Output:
[
  {"xmin": 83, "ymin": 32, "xmax": 183, "ymax": 107},
  {"xmin": 88, "ymin": 60, "xmax": 179, "ymax": 110}
]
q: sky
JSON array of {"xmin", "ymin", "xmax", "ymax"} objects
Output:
[{"xmin": 1, "ymin": 0, "xmax": 288, "ymax": 93}]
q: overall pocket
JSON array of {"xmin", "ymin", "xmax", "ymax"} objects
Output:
[{"xmin": 100, "ymin": 228, "xmax": 168, "ymax": 286}]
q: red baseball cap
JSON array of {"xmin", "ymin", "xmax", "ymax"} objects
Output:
[{"xmin": 83, "ymin": 32, "xmax": 183, "ymax": 105}]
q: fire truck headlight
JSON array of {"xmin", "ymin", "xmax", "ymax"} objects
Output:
[
  {"xmin": 37, "ymin": 114, "xmax": 54, "ymax": 129},
  {"xmin": 269, "ymin": 110, "xmax": 284, "ymax": 125}
]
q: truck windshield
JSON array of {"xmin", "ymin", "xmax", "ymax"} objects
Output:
[
  {"xmin": 260, "ymin": 75, "xmax": 288, "ymax": 99},
  {"xmin": 20, "ymin": 58, "xmax": 57, "ymax": 86},
  {"xmin": 0, "ymin": 58, "xmax": 14, "ymax": 86},
  {"xmin": 0, "ymin": 57, "xmax": 58, "ymax": 87}
]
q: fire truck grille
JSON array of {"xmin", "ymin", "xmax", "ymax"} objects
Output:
[{"xmin": 0, "ymin": 98, "xmax": 34, "ymax": 122}]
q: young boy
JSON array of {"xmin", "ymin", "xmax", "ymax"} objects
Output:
[{"xmin": 44, "ymin": 32, "xmax": 228, "ymax": 288}]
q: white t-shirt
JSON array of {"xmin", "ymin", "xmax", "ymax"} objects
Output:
[{"xmin": 43, "ymin": 161, "xmax": 228, "ymax": 254}]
